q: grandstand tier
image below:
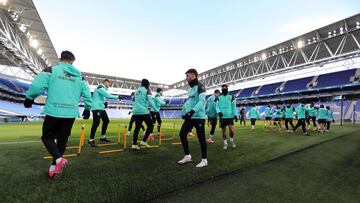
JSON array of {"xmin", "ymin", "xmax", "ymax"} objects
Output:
[{"xmin": 315, "ymin": 69, "xmax": 357, "ymax": 89}]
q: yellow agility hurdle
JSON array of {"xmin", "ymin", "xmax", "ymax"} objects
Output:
[
  {"xmin": 43, "ymin": 125, "xmax": 86, "ymax": 160},
  {"xmin": 161, "ymin": 122, "xmax": 176, "ymax": 141},
  {"xmin": 145, "ymin": 125, "xmax": 163, "ymax": 148},
  {"xmin": 97, "ymin": 124, "xmax": 124, "ymax": 147},
  {"xmin": 98, "ymin": 124, "xmax": 127, "ymax": 154},
  {"xmin": 171, "ymin": 122, "xmax": 196, "ymax": 145}
]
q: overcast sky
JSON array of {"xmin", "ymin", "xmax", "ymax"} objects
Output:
[{"xmin": 34, "ymin": 0, "xmax": 360, "ymax": 85}]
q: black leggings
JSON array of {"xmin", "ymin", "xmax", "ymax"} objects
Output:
[
  {"xmin": 293, "ymin": 118, "xmax": 306, "ymax": 133},
  {"xmin": 132, "ymin": 114, "xmax": 154, "ymax": 145},
  {"xmin": 251, "ymin": 118, "xmax": 256, "ymax": 125},
  {"xmin": 208, "ymin": 117, "xmax": 217, "ymax": 135},
  {"xmin": 42, "ymin": 115, "xmax": 75, "ymax": 165},
  {"xmin": 179, "ymin": 119, "xmax": 207, "ymax": 159},
  {"xmin": 285, "ymin": 118, "xmax": 295, "ymax": 130},
  {"xmin": 150, "ymin": 111, "xmax": 162, "ymax": 133},
  {"xmin": 326, "ymin": 121, "xmax": 331, "ymax": 130},
  {"xmin": 128, "ymin": 115, "xmax": 145, "ymax": 131},
  {"xmin": 306, "ymin": 116, "xmax": 317, "ymax": 127},
  {"xmin": 90, "ymin": 110, "xmax": 109, "ymax": 139}
]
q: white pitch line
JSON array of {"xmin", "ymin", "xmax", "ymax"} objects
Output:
[{"xmin": 0, "ymin": 135, "xmax": 119, "ymax": 145}]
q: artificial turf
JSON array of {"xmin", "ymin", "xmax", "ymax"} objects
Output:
[{"xmin": 0, "ymin": 119, "xmax": 358, "ymax": 202}]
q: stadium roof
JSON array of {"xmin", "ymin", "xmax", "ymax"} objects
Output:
[
  {"xmin": 170, "ymin": 13, "xmax": 360, "ymax": 90},
  {"xmin": 82, "ymin": 72, "xmax": 170, "ymax": 92},
  {"xmin": 1, "ymin": 1, "xmax": 359, "ymax": 94},
  {"xmin": 0, "ymin": 0, "xmax": 58, "ymax": 79}
]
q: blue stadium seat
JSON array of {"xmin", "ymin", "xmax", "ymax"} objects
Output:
[
  {"xmin": 169, "ymin": 98, "xmax": 187, "ymax": 105},
  {"xmin": 0, "ymin": 76, "xmax": 30, "ymax": 94},
  {"xmin": 316, "ymin": 69, "xmax": 356, "ymax": 89},
  {"xmin": 14, "ymin": 81, "xmax": 30, "ymax": 91},
  {"xmin": 0, "ymin": 100, "xmax": 43, "ymax": 116},
  {"xmin": 238, "ymin": 86, "xmax": 259, "ymax": 98},
  {"xmin": 281, "ymin": 76, "xmax": 313, "ymax": 93},
  {"xmin": 256, "ymin": 82, "xmax": 282, "ymax": 96}
]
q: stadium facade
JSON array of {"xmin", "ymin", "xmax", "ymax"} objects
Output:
[{"xmin": 0, "ymin": 0, "xmax": 359, "ymax": 123}]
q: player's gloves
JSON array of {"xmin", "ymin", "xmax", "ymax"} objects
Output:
[
  {"xmin": 332, "ymin": 119, "xmax": 335, "ymax": 123},
  {"xmin": 104, "ymin": 102, "xmax": 108, "ymax": 108},
  {"xmin": 218, "ymin": 112, "xmax": 223, "ymax": 118},
  {"xmin": 24, "ymin": 98, "xmax": 34, "ymax": 108},
  {"xmin": 184, "ymin": 110, "xmax": 195, "ymax": 120},
  {"xmin": 82, "ymin": 109, "xmax": 90, "ymax": 119},
  {"xmin": 234, "ymin": 116, "xmax": 238, "ymax": 122}
]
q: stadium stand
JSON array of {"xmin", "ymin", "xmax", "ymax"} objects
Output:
[
  {"xmin": 1, "ymin": 68, "xmax": 359, "ymax": 122},
  {"xmin": 238, "ymin": 86, "xmax": 259, "ymax": 98},
  {"xmin": 0, "ymin": 100, "xmax": 42, "ymax": 116},
  {"xmin": 256, "ymin": 82, "xmax": 282, "ymax": 96},
  {"xmin": 315, "ymin": 69, "xmax": 357, "ymax": 89},
  {"xmin": 281, "ymin": 76, "xmax": 314, "ymax": 93},
  {"xmin": 1, "ymin": 13, "xmax": 360, "ymax": 123}
]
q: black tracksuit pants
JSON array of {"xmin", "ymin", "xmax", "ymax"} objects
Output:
[
  {"xmin": 128, "ymin": 115, "xmax": 145, "ymax": 132},
  {"xmin": 293, "ymin": 118, "xmax": 306, "ymax": 133},
  {"xmin": 285, "ymin": 118, "xmax": 295, "ymax": 130},
  {"xmin": 179, "ymin": 119, "xmax": 207, "ymax": 159},
  {"xmin": 306, "ymin": 116, "xmax": 317, "ymax": 127},
  {"xmin": 251, "ymin": 118, "xmax": 256, "ymax": 125},
  {"xmin": 90, "ymin": 110, "xmax": 109, "ymax": 139},
  {"xmin": 208, "ymin": 117, "xmax": 217, "ymax": 135},
  {"xmin": 133, "ymin": 114, "xmax": 154, "ymax": 145},
  {"xmin": 42, "ymin": 115, "xmax": 75, "ymax": 165},
  {"xmin": 150, "ymin": 111, "xmax": 162, "ymax": 133}
]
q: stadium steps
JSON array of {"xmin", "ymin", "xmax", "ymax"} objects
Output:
[
  {"xmin": 275, "ymin": 81, "xmax": 286, "ymax": 93},
  {"xmin": 253, "ymin": 86, "xmax": 262, "ymax": 96},
  {"xmin": 350, "ymin": 68, "xmax": 360, "ymax": 82},
  {"xmin": 307, "ymin": 75, "xmax": 318, "ymax": 88}
]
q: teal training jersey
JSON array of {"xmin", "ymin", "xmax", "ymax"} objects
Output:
[
  {"xmin": 216, "ymin": 94, "xmax": 237, "ymax": 119},
  {"xmin": 284, "ymin": 106, "xmax": 295, "ymax": 119},
  {"xmin": 249, "ymin": 107, "xmax": 260, "ymax": 119},
  {"xmin": 206, "ymin": 94, "xmax": 218, "ymax": 118},
  {"xmin": 296, "ymin": 104, "xmax": 306, "ymax": 119},
  {"xmin": 25, "ymin": 62, "xmax": 92, "ymax": 118},
  {"xmin": 317, "ymin": 108, "xmax": 328, "ymax": 120},
  {"xmin": 182, "ymin": 82, "xmax": 206, "ymax": 119},
  {"xmin": 91, "ymin": 83, "xmax": 119, "ymax": 111},
  {"xmin": 151, "ymin": 93, "xmax": 166, "ymax": 112},
  {"xmin": 132, "ymin": 86, "xmax": 156, "ymax": 115},
  {"xmin": 265, "ymin": 107, "xmax": 272, "ymax": 117}
]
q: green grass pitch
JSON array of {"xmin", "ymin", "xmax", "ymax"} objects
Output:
[{"xmin": 0, "ymin": 119, "xmax": 358, "ymax": 202}]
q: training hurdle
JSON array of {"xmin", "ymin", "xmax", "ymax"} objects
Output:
[
  {"xmin": 43, "ymin": 125, "xmax": 86, "ymax": 160},
  {"xmin": 134, "ymin": 125, "xmax": 163, "ymax": 148},
  {"xmin": 98, "ymin": 124, "xmax": 127, "ymax": 154},
  {"xmin": 145, "ymin": 125, "xmax": 163, "ymax": 148},
  {"xmin": 96, "ymin": 124, "xmax": 125, "ymax": 147},
  {"xmin": 171, "ymin": 122, "xmax": 196, "ymax": 145},
  {"xmin": 160, "ymin": 123, "xmax": 174, "ymax": 141}
]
